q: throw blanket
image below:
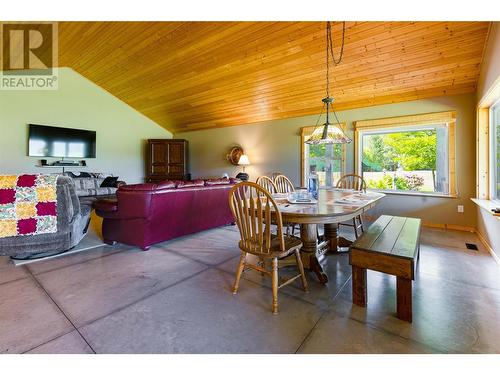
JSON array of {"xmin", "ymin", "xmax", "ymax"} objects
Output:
[{"xmin": 0, "ymin": 174, "xmax": 58, "ymax": 238}]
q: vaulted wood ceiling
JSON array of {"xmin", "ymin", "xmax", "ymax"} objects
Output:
[{"xmin": 57, "ymin": 22, "xmax": 490, "ymax": 133}]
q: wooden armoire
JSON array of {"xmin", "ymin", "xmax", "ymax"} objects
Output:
[{"xmin": 146, "ymin": 139, "xmax": 190, "ymax": 183}]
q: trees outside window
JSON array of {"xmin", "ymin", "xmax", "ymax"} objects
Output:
[
  {"xmin": 360, "ymin": 125, "xmax": 449, "ymax": 194},
  {"xmin": 306, "ymin": 143, "xmax": 343, "ymax": 188},
  {"xmin": 301, "ymin": 125, "xmax": 345, "ymax": 188}
]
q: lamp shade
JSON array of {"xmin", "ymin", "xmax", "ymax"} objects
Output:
[
  {"xmin": 305, "ymin": 123, "xmax": 352, "ymax": 145},
  {"xmin": 238, "ymin": 154, "xmax": 250, "ymax": 165}
]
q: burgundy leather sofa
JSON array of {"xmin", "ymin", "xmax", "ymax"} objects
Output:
[{"xmin": 94, "ymin": 178, "xmax": 238, "ymax": 250}]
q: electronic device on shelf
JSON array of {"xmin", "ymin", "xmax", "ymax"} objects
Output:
[
  {"xmin": 28, "ymin": 124, "xmax": 96, "ymax": 158},
  {"xmin": 52, "ymin": 161, "xmax": 81, "ymax": 166}
]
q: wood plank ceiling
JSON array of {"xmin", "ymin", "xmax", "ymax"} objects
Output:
[{"xmin": 57, "ymin": 22, "xmax": 490, "ymax": 133}]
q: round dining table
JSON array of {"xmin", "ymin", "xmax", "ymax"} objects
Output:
[{"xmin": 274, "ymin": 189, "xmax": 385, "ymax": 284}]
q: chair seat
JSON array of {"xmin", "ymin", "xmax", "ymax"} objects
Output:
[{"xmin": 239, "ymin": 234, "xmax": 302, "ymax": 258}]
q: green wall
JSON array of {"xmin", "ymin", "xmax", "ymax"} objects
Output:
[
  {"xmin": 0, "ymin": 68, "xmax": 172, "ymax": 183},
  {"xmin": 176, "ymin": 93, "xmax": 477, "ymax": 228}
]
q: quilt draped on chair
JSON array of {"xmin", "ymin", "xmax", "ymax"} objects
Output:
[{"xmin": 0, "ymin": 174, "xmax": 58, "ymax": 238}]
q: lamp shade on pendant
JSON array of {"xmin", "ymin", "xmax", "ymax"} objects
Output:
[
  {"xmin": 305, "ymin": 123, "xmax": 351, "ymax": 145},
  {"xmin": 238, "ymin": 154, "xmax": 250, "ymax": 165}
]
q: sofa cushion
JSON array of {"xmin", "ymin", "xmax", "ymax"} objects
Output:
[
  {"xmin": 95, "ymin": 187, "xmax": 117, "ymax": 196},
  {"xmin": 73, "ymin": 177, "xmax": 97, "ymax": 191},
  {"xmin": 119, "ymin": 183, "xmax": 157, "ymax": 192},
  {"xmin": 177, "ymin": 179, "xmax": 205, "ymax": 188},
  {"xmin": 100, "ymin": 176, "xmax": 119, "ymax": 187},
  {"xmin": 64, "ymin": 171, "xmax": 92, "ymax": 178},
  {"xmin": 157, "ymin": 181, "xmax": 176, "ymax": 190},
  {"xmin": 205, "ymin": 178, "xmax": 231, "ymax": 186},
  {"xmin": 76, "ymin": 187, "xmax": 117, "ymax": 197},
  {"xmin": 64, "ymin": 172, "xmax": 106, "ymax": 179}
]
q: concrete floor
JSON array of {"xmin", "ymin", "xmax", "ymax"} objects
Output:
[{"xmin": 0, "ymin": 224, "xmax": 499, "ymax": 354}]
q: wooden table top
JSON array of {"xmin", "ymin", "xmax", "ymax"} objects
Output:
[{"xmin": 273, "ymin": 189, "xmax": 385, "ymax": 224}]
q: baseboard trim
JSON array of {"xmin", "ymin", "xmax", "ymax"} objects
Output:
[
  {"xmin": 362, "ymin": 215, "xmax": 476, "ymax": 232},
  {"xmin": 475, "ymin": 228, "xmax": 500, "ymax": 266},
  {"xmin": 362, "ymin": 214, "xmax": 499, "ymax": 265},
  {"xmin": 421, "ymin": 221, "xmax": 476, "ymax": 232}
]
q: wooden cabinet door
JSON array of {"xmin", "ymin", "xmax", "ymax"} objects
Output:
[
  {"xmin": 167, "ymin": 141, "xmax": 185, "ymax": 175},
  {"xmin": 146, "ymin": 139, "xmax": 188, "ymax": 181},
  {"xmin": 149, "ymin": 141, "xmax": 168, "ymax": 176}
]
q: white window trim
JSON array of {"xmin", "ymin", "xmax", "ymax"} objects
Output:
[
  {"xmin": 489, "ymin": 98, "xmax": 500, "ymax": 204},
  {"xmin": 474, "ymin": 74, "xmax": 500, "ymax": 218},
  {"xmin": 354, "ymin": 112, "xmax": 457, "ymax": 197}
]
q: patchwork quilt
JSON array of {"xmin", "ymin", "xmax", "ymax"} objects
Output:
[{"xmin": 0, "ymin": 174, "xmax": 58, "ymax": 238}]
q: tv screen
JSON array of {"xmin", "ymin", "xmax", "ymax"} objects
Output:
[{"xmin": 28, "ymin": 124, "xmax": 96, "ymax": 158}]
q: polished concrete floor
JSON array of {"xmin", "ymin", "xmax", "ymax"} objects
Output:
[{"xmin": 0, "ymin": 224, "xmax": 499, "ymax": 354}]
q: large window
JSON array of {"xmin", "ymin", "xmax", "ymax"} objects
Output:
[
  {"xmin": 355, "ymin": 112, "xmax": 456, "ymax": 196},
  {"xmin": 301, "ymin": 126, "xmax": 345, "ymax": 188},
  {"xmin": 491, "ymin": 101, "xmax": 500, "ymax": 201}
]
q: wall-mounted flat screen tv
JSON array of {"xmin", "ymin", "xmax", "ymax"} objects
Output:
[{"xmin": 28, "ymin": 124, "xmax": 96, "ymax": 158}]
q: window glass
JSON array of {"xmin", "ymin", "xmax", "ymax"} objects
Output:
[
  {"xmin": 491, "ymin": 102, "xmax": 500, "ymax": 200},
  {"xmin": 304, "ymin": 143, "xmax": 343, "ymax": 188},
  {"xmin": 360, "ymin": 125, "xmax": 449, "ymax": 194}
]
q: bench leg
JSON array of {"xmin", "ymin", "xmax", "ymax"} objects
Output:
[
  {"xmin": 352, "ymin": 265, "xmax": 367, "ymax": 307},
  {"xmin": 396, "ymin": 277, "xmax": 412, "ymax": 322}
]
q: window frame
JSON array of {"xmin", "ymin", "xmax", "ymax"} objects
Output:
[
  {"xmin": 489, "ymin": 98, "xmax": 500, "ymax": 203},
  {"xmin": 354, "ymin": 111, "xmax": 457, "ymax": 197},
  {"xmin": 300, "ymin": 124, "xmax": 347, "ymax": 188},
  {"xmin": 476, "ymin": 75, "xmax": 500, "ymax": 202}
]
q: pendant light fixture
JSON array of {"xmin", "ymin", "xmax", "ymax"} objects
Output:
[{"xmin": 305, "ymin": 21, "xmax": 351, "ymax": 145}]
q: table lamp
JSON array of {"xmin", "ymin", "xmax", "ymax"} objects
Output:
[{"xmin": 236, "ymin": 154, "xmax": 250, "ymax": 181}]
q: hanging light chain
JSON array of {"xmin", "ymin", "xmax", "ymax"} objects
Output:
[
  {"xmin": 326, "ymin": 22, "xmax": 330, "ymax": 98},
  {"xmin": 326, "ymin": 21, "xmax": 346, "ymax": 98},
  {"xmin": 329, "ymin": 21, "xmax": 345, "ymax": 66},
  {"xmin": 305, "ymin": 21, "xmax": 350, "ymax": 145}
]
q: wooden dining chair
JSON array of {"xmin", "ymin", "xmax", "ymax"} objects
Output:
[
  {"xmin": 336, "ymin": 174, "xmax": 367, "ymax": 238},
  {"xmin": 256, "ymin": 175, "xmax": 280, "ymax": 239},
  {"xmin": 273, "ymin": 174, "xmax": 295, "ymax": 194},
  {"xmin": 270, "ymin": 172, "xmax": 283, "ymax": 181},
  {"xmin": 272, "ymin": 174, "xmax": 297, "ymax": 235},
  {"xmin": 256, "ymin": 175, "xmax": 278, "ymax": 194},
  {"xmin": 229, "ymin": 182, "xmax": 308, "ymax": 314},
  {"xmin": 336, "ymin": 174, "xmax": 367, "ymax": 192}
]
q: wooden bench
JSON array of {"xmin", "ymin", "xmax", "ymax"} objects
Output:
[{"xmin": 349, "ymin": 215, "xmax": 421, "ymax": 322}]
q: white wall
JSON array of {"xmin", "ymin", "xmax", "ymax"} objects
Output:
[{"xmin": 0, "ymin": 67, "xmax": 172, "ymax": 184}]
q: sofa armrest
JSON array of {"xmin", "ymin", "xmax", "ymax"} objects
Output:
[
  {"xmin": 93, "ymin": 198, "xmax": 120, "ymax": 219},
  {"xmin": 94, "ymin": 198, "xmax": 118, "ymax": 212}
]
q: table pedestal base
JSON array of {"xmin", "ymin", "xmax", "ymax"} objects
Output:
[
  {"xmin": 324, "ymin": 223, "xmax": 353, "ymax": 253},
  {"xmin": 299, "ymin": 224, "xmax": 328, "ymax": 284},
  {"xmin": 279, "ymin": 222, "xmax": 354, "ymax": 284}
]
